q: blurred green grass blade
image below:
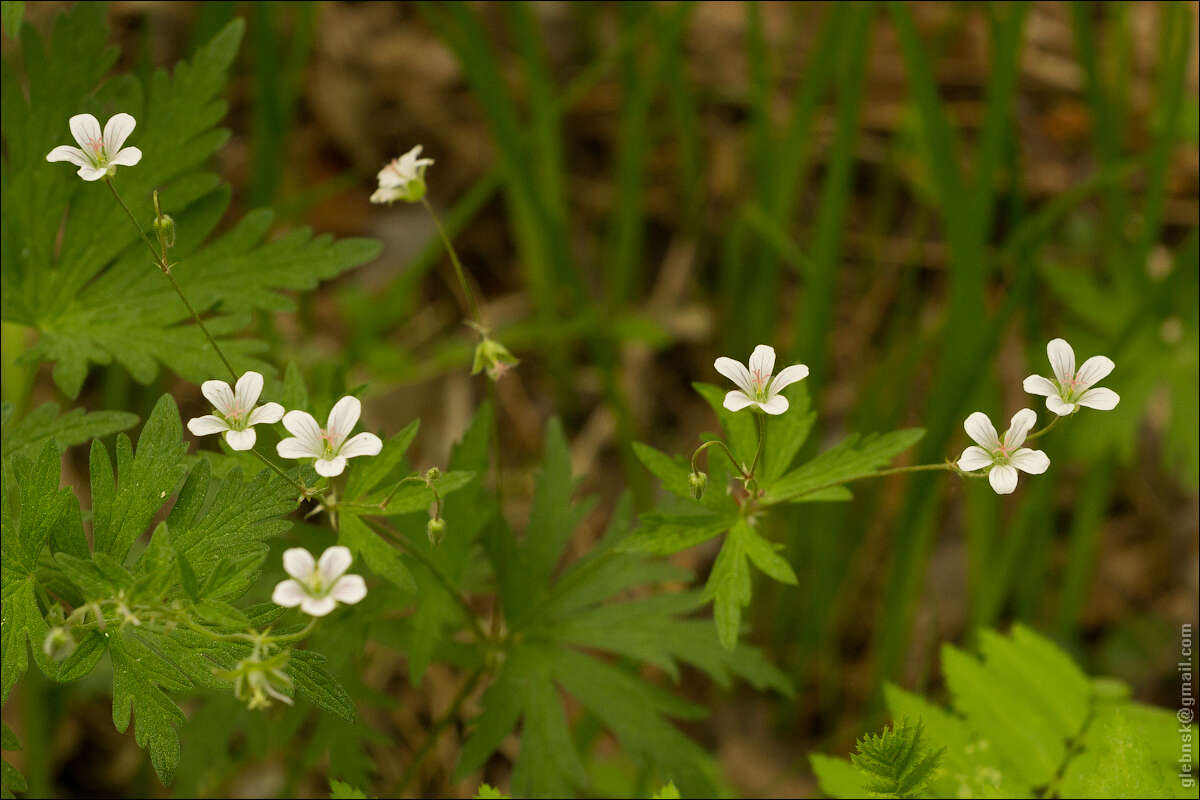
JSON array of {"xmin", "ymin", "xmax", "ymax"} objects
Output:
[
  {"xmin": 660, "ymin": 2, "xmax": 703, "ymax": 229},
  {"xmin": 1055, "ymin": 460, "xmax": 1117, "ymax": 639}
]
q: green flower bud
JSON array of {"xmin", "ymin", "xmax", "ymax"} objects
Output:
[
  {"xmin": 427, "ymin": 516, "xmax": 447, "ymax": 546},
  {"xmin": 424, "ymin": 467, "xmax": 442, "ymax": 483},
  {"xmin": 471, "ymin": 337, "xmax": 519, "ymax": 381},
  {"xmin": 43, "ymin": 626, "xmax": 76, "ymax": 662},
  {"xmin": 688, "ymin": 471, "xmax": 708, "ymax": 500},
  {"xmin": 153, "ymin": 213, "xmax": 176, "ymax": 249}
]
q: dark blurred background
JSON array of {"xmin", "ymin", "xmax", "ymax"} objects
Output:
[{"xmin": 3, "ymin": 2, "xmax": 1198, "ymax": 797}]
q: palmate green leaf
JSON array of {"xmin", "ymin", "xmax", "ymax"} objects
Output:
[
  {"xmin": 337, "ymin": 512, "xmax": 415, "ymax": 593},
  {"xmin": 762, "ymin": 428, "xmax": 925, "ymax": 505},
  {"xmin": 110, "ymin": 629, "xmax": 189, "ymax": 784},
  {"xmin": 1, "ymin": 4, "xmax": 380, "ymax": 397},
  {"xmin": 329, "ymin": 779, "xmax": 369, "ymax": 799},
  {"xmin": 0, "ymin": 721, "xmax": 24, "ymax": 800},
  {"xmin": 849, "ymin": 719, "xmax": 943, "ymax": 799},
  {"xmin": 1, "ymin": 401, "xmax": 138, "ymax": 463}
]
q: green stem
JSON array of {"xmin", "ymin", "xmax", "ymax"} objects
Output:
[
  {"xmin": 390, "ymin": 667, "xmax": 484, "ymax": 796},
  {"xmin": 785, "ymin": 462, "xmax": 978, "ymax": 502},
  {"xmin": 263, "ymin": 618, "xmax": 318, "ymax": 646},
  {"xmin": 422, "ymin": 197, "xmax": 483, "ymax": 327},
  {"xmin": 249, "ymin": 447, "xmax": 311, "ymax": 497},
  {"xmin": 691, "ymin": 439, "xmax": 749, "ymax": 479},
  {"xmin": 747, "ymin": 412, "xmax": 767, "ymax": 480},
  {"xmin": 377, "ymin": 475, "xmax": 428, "ymax": 509},
  {"xmin": 1024, "ymin": 413, "xmax": 1062, "ymax": 442}
]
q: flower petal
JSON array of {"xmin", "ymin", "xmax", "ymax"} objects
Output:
[
  {"xmin": 1074, "ymin": 355, "xmax": 1114, "ymax": 390},
  {"xmin": 759, "ymin": 394, "xmax": 789, "ymax": 415},
  {"xmin": 326, "ymin": 395, "xmax": 362, "ymax": 444},
  {"xmin": 1077, "ymin": 387, "xmax": 1119, "ymax": 410},
  {"xmin": 108, "ymin": 146, "xmax": 142, "ymax": 167},
  {"xmin": 271, "ymin": 579, "xmax": 307, "ymax": 607},
  {"xmin": 1046, "ymin": 395, "xmax": 1076, "ymax": 416},
  {"xmin": 103, "ymin": 113, "xmax": 136, "ymax": 155},
  {"xmin": 768, "ymin": 363, "xmax": 809, "ymax": 395},
  {"xmin": 234, "ymin": 371, "xmax": 264, "ymax": 412},
  {"xmin": 963, "ymin": 412, "xmax": 999, "ymax": 449},
  {"xmin": 339, "ymin": 432, "xmax": 382, "ymax": 459},
  {"xmin": 201, "ymin": 379, "xmax": 236, "ymax": 415},
  {"xmin": 317, "ymin": 546, "xmax": 353, "ymax": 583},
  {"xmin": 299, "ymin": 595, "xmax": 338, "ymax": 617},
  {"xmin": 223, "ymin": 428, "xmax": 257, "ymax": 451},
  {"xmin": 77, "ymin": 165, "xmax": 107, "ymax": 181},
  {"xmin": 187, "ymin": 415, "xmax": 229, "ymax": 436},
  {"xmin": 1003, "ymin": 408, "xmax": 1037, "ymax": 450},
  {"xmin": 1047, "ymin": 338, "xmax": 1075, "ymax": 385},
  {"xmin": 988, "ymin": 464, "xmax": 1019, "ymax": 495},
  {"xmin": 249, "ymin": 402, "xmax": 285, "ymax": 425},
  {"xmin": 956, "ymin": 446, "xmax": 993, "ymax": 471},
  {"xmin": 68, "ymin": 113, "xmax": 102, "ymax": 151},
  {"xmin": 282, "ymin": 410, "xmax": 324, "ymax": 452},
  {"xmin": 714, "ymin": 357, "xmax": 754, "ymax": 395},
  {"xmin": 46, "ymin": 145, "xmax": 89, "ymax": 166},
  {"xmin": 748, "ymin": 344, "xmax": 776, "ymax": 388},
  {"xmin": 277, "ymin": 436, "xmax": 321, "ymax": 460},
  {"xmin": 723, "ymin": 390, "xmax": 755, "ymax": 412},
  {"xmin": 1010, "ymin": 448, "xmax": 1050, "ymax": 474},
  {"xmin": 315, "ymin": 457, "xmax": 347, "ymax": 477},
  {"xmin": 330, "ymin": 574, "xmax": 367, "ymax": 605},
  {"xmin": 1022, "ymin": 374, "xmax": 1057, "ymax": 397},
  {"xmin": 282, "ymin": 548, "xmax": 316, "ymax": 580}
]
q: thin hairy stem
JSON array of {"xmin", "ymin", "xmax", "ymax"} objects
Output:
[
  {"xmin": 747, "ymin": 412, "xmax": 767, "ymax": 480},
  {"xmin": 783, "ymin": 462, "xmax": 981, "ymax": 503},
  {"xmin": 1024, "ymin": 413, "xmax": 1063, "ymax": 441},
  {"xmin": 422, "ymin": 197, "xmax": 483, "ymax": 326},
  {"xmin": 249, "ymin": 448, "xmax": 311, "ymax": 498},
  {"xmin": 691, "ymin": 439, "xmax": 748, "ymax": 479}
]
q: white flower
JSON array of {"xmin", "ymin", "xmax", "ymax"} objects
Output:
[
  {"xmin": 370, "ymin": 145, "xmax": 434, "ymax": 204},
  {"xmin": 271, "ymin": 546, "xmax": 367, "ymax": 617},
  {"xmin": 1023, "ymin": 338, "xmax": 1120, "ymax": 416},
  {"xmin": 714, "ymin": 344, "xmax": 809, "ymax": 415},
  {"xmin": 276, "ymin": 395, "xmax": 382, "ymax": 477},
  {"xmin": 956, "ymin": 409, "xmax": 1050, "ymax": 495},
  {"xmin": 45, "ymin": 113, "xmax": 143, "ymax": 181},
  {"xmin": 187, "ymin": 371, "xmax": 284, "ymax": 451}
]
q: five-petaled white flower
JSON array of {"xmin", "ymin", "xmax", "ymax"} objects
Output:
[
  {"xmin": 956, "ymin": 409, "xmax": 1050, "ymax": 495},
  {"xmin": 715, "ymin": 344, "xmax": 809, "ymax": 415},
  {"xmin": 187, "ymin": 371, "xmax": 284, "ymax": 451},
  {"xmin": 46, "ymin": 113, "xmax": 143, "ymax": 181},
  {"xmin": 271, "ymin": 546, "xmax": 366, "ymax": 617},
  {"xmin": 1023, "ymin": 338, "xmax": 1119, "ymax": 417},
  {"xmin": 276, "ymin": 395, "xmax": 382, "ymax": 477},
  {"xmin": 370, "ymin": 145, "xmax": 434, "ymax": 204}
]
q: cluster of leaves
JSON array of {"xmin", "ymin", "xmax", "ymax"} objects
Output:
[
  {"xmin": 812, "ymin": 625, "xmax": 1196, "ymax": 799},
  {"xmin": 625, "ymin": 381, "xmax": 923, "ymax": 648}
]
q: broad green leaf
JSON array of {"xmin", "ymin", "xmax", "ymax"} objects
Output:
[
  {"xmin": 763, "ymin": 428, "xmax": 925, "ymax": 505},
  {"xmin": 110, "ymin": 630, "xmax": 189, "ymax": 784},
  {"xmin": 1, "ymin": 402, "xmax": 137, "ymax": 462},
  {"xmin": 338, "ymin": 513, "xmax": 415, "ymax": 593},
  {"xmin": 289, "ymin": 648, "xmax": 356, "ymax": 723}
]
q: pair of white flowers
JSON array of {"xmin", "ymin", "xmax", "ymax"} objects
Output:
[
  {"xmin": 955, "ymin": 338, "xmax": 1120, "ymax": 494},
  {"xmin": 186, "ymin": 371, "xmax": 382, "ymax": 477}
]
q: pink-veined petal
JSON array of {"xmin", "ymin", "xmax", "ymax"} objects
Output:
[
  {"xmin": 326, "ymin": 395, "xmax": 361, "ymax": 445},
  {"xmin": 1047, "ymin": 338, "xmax": 1075, "ymax": 385},
  {"xmin": 988, "ymin": 465, "xmax": 1019, "ymax": 495},
  {"xmin": 1046, "ymin": 395, "xmax": 1076, "ymax": 416},
  {"xmin": 68, "ymin": 113, "xmax": 102, "ymax": 152},
  {"xmin": 330, "ymin": 574, "xmax": 367, "ymax": 605},
  {"xmin": 315, "ymin": 457, "xmax": 347, "ymax": 477},
  {"xmin": 249, "ymin": 402, "xmax": 285, "ymax": 425},
  {"xmin": 1075, "ymin": 355, "xmax": 1115, "ymax": 390},
  {"xmin": 1003, "ymin": 408, "xmax": 1037, "ymax": 450},
  {"xmin": 77, "ymin": 164, "xmax": 107, "ymax": 181},
  {"xmin": 317, "ymin": 546, "xmax": 353, "ymax": 584},
  {"xmin": 1077, "ymin": 387, "xmax": 1119, "ymax": 410},
  {"xmin": 299, "ymin": 595, "xmax": 338, "ymax": 617},
  {"xmin": 748, "ymin": 344, "xmax": 776, "ymax": 389},
  {"xmin": 963, "ymin": 412, "xmax": 1000, "ymax": 449},
  {"xmin": 1022, "ymin": 374, "xmax": 1057, "ymax": 397},
  {"xmin": 277, "ymin": 436, "xmax": 321, "ymax": 460},
  {"xmin": 102, "ymin": 113, "xmax": 136, "ymax": 155},
  {"xmin": 1010, "ymin": 448, "xmax": 1050, "ymax": 474},
  {"xmin": 339, "ymin": 432, "xmax": 382, "ymax": 459},
  {"xmin": 714, "ymin": 357, "xmax": 754, "ymax": 395},
  {"xmin": 723, "ymin": 390, "xmax": 755, "ymax": 412},
  {"xmin": 282, "ymin": 548, "xmax": 315, "ymax": 580},
  {"xmin": 234, "ymin": 371, "xmax": 264, "ymax": 410},
  {"xmin": 768, "ymin": 363, "xmax": 809, "ymax": 395},
  {"xmin": 223, "ymin": 428, "xmax": 257, "ymax": 451},
  {"xmin": 108, "ymin": 146, "xmax": 142, "ymax": 167},
  {"xmin": 46, "ymin": 145, "xmax": 89, "ymax": 166},
  {"xmin": 271, "ymin": 579, "xmax": 307, "ymax": 607},
  {"xmin": 281, "ymin": 410, "xmax": 323, "ymax": 453},
  {"xmin": 187, "ymin": 415, "xmax": 229, "ymax": 436},
  {"xmin": 201, "ymin": 379, "xmax": 236, "ymax": 415},
  {"xmin": 759, "ymin": 394, "xmax": 789, "ymax": 415},
  {"xmin": 956, "ymin": 446, "xmax": 993, "ymax": 472}
]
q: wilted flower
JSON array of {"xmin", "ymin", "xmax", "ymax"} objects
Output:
[
  {"xmin": 187, "ymin": 371, "xmax": 285, "ymax": 451},
  {"xmin": 688, "ymin": 470, "xmax": 708, "ymax": 500},
  {"xmin": 370, "ymin": 145, "xmax": 434, "ymax": 204},
  {"xmin": 46, "ymin": 113, "xmax": 143, "ymax": 181},
  {"xmin": 427, "ymin": 516, "xmax": 447, "ymax": 546},
  {"xmin": 220, "ymin": 651, "xmax": 293, "ymax": 710},
  {"xmin": 1023, "ymin": 338, "xmax": 1120, "ymax": 416},
  {"xmin": 956, "ymin": 409, "xmax": 1050, "ymax": 495},
  {"xmin": 472, "ymin": 336, "xmax": 519, "ymax": 381},
  {"xmin": 715, "ymin": 344, "xmax": 809, "ymax": 415},
  {"xmin": 272, "ymin": 546, "xmax": 367, "ymax": 617},
  {"xmin": 276, "ymin": 396, "xmax": 382, "ymax": 477},
  {"xmin": 43, "ymin": 627, "xmax": 76, "ymax": 662}
]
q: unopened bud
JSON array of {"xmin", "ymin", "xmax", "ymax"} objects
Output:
[
  {"xmin": 427, "ymin": 516, "xmax": 447, "ymax": 546},
  {"xmin": 43, "ymin": 626, "xmax": 76, "ymax": 662},
  {"xmin": 153, "ymin": 213, "xmax": 176, "ymax": 248},
  {"xmin": 688, "ymin": 471, "xmax": 708, "ymax": 500},
  {"xmin": 424, "ymin": 467, "xmax": 442, "ymax": 483}
]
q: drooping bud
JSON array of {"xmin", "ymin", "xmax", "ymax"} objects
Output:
[
  {"xmin": 427, "ymin": 516, "xmax": 447, "ymax": 546},
  {"xmin": 43, "ymin": 626, "xmax": 77, "ymax": 662},
  {"xmin": 153, "ymin": 213, "xmax": 176, "ymax": 249},
  {"xmin": 688, "ymin": 471, "xmax": 708, "ymax": 500},
  {"xmin": 220, "ymin": 651, "xmax": 294, "ymax": 711},
  {"xmin": 471, "ymin": 337, "xmax": 519, "ymax": 382}
]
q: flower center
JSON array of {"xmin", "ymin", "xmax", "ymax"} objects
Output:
[
  {"xmin": 319, "ymin": 430, "xmax": 338, "ymax": 459},
  {"xmin": 751, "ymin": 369, "xmax": 770, "ymax": 400},
  {"xmin": 86, "ymin": 137, "xmax": 107, "ymax": 166},
  {"xmin": 224, "ymin": 407, "xmax": 249, "ymax": 430}
]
